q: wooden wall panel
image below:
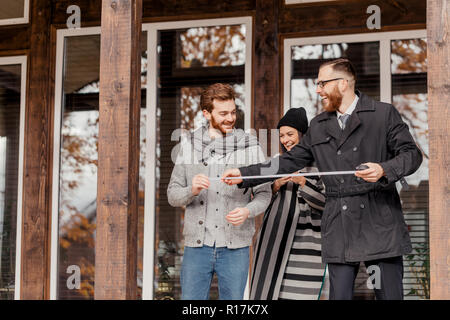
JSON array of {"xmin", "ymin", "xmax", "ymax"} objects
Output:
[
  {"xmin": 427, "ymin": 0, "xmax": 449, "ymax": 300},
  {"xmin": 95, "ymin": 0, "xmax": 142, "ymax": 299},
  {"xmin": 280, "ymin": 0, "xmax": 426, "ymax": 36},
  {"xmin": 0, "ymin": 25, "xmax": 29, "ymax": 53}
]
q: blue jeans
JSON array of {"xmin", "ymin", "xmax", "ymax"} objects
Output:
[{"xmin": 181, "ymin": 245, "xmax": 249, "ymax": 300}]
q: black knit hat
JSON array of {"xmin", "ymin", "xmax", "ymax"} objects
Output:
[{"xmin": 277, "ymin": 107, "xmax": 308, "ymax": 134}]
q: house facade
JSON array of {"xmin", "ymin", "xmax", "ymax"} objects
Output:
[{"xmin": 0, "ymin": 0, "xmax": 447, "ymax": 300}]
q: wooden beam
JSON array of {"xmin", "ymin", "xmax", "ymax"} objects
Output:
[
  {"xmin": 427, "ymin": 0, "xmax": 449, "ymax": 300},
  {"xmin": 254, "ymin": 0, "xmax": 280, "ymax": 133},
  {"xmin": 279, "ymin": 0, "xmax": 426, "ymax": 35},
  {"xmin": 0, "ymin": 25, "xmax": 29, "ymax": 52},
  {"xmin": 95, "ymin": 0, "xmax": 142, "ymax": 299},
  {"xmin": 20, "ymin": 0, "xmax": 52, "ymax": 299}
]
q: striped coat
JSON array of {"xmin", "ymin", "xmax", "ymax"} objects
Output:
[{"xmin": 250, "ymin": 168, "xmax": 328, "ymax": 300}]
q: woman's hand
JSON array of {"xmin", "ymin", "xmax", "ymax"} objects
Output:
[
  {"xmin": 272, "ymin": 176, "xmax": 290, "ymax": 194},
  {"xmin": 290, "ymin": 175, "xmax": 307, "ymax": 188}
]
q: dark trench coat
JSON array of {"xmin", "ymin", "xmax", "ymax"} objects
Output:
[{"xmin": 239, "ymin": 91, "xmax": 423, "ymax": 263}]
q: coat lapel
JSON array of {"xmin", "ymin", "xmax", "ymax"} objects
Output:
[
  {"xmin": 324, "ymin": 113, "xmax": 342, "ymax": 141},
  {"xmin": 337, "ymin": 112, "xmax": 361, "ymax": 149}
]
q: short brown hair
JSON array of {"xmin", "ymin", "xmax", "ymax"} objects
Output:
[
  {"xmin": 200, "ymin": 83, "xmax": 235, "ymax": 113},
  {"xmin": 320, "ymin": 58, "xmax": 357, "ymax": 83}
]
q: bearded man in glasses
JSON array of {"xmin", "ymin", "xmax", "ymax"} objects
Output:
[{"xmin": 222, "ymin": 58, "xmax": 423, "ymax": 300}]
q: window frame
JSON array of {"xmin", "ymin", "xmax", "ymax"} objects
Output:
[
  {"xmin": 51, "ymin": 17, "xmax": 253, "ymax": 300},
  {"xmin": 283, "ymin": 30, "xmax": 427, "ymax": 115},
  {"xmin": 144, "ymin": 16, "xmax": 253, "ymax": 301},
  {"xmin": 0, "ymin": 55, "xmax": 27, "ymax": 300},
  {"xmin": 283, "ymin": 29, "xmax": 429, "ymax": 299},
  {"xmin": 0, "ymin": 0, "xmax": 30, "ymax": 26}
]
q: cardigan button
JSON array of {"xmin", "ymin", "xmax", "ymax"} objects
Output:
[
  {"xmin": 337, "ymin": 150, "xmax": 342, "ymax": 155},
  {"xmin": 360, "ymin": 204, "xmax": 365, "ymax": 209},
  {"xmin": 197, "ymin": 240, "xmax": 201, "ymax": 244},
  {"xmin": 199, "ymin": 220, "xmax": 203, "ymax": 225},
  {"xmin": 353, "ymin": 147, "xmax": 358, "ymax": 152},
  {"xmin": 200, "ymin": 201, "xmax": 204, "ymax": 205},
  {"xmin": 203, "ymin": 161, "xmax": 208, "ymax": 166},
  {"xmin": 342, "ymin": 205, "xmax": 348, "ymax": 211}
]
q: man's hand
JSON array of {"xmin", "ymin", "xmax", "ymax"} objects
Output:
[
  {"xmin": 221, "ymin": 168, "xmax": 243, "ymax": 185},
  {"xmin": 191, "ymin": 174, "xmax": 210, "ymax": 196},
  {"xmin": 354, "ymin": 162, "xmax": 385, "ymax": 182},
  {"xmin": 225, "ymin": 207, "xmax": 250, "ymax": 226}
]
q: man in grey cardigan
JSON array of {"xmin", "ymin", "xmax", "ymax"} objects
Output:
[{"xmin": 167, "ymin": 83, "xmax": 271, "ymax": 300}]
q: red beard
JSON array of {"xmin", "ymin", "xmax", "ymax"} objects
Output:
[
  {"xmin": 210, "ymin": 115, "xmax": 235, "ymax": 135},
  {"xmin": 322, "ymin": 85, "xmax": 343, "ymax": 112}
]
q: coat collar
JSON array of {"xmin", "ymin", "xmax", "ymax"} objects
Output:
[{"xmin": 315, "ymin": 91, "xmax": 376, "ymax": 145}]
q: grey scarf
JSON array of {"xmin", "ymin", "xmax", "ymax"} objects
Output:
[{"xmin": 190, "ymin": 124, "xmax": 259, "ymax": 163}]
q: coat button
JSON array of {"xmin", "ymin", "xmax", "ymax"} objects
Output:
[
  {"xmin": 203, "ymin": 161, "xmax": 208, "ymax": 166},
  {"xmin": 199, "ymin": 220, "xmax": 203, "ymax": 225},
  {"xmin": 353, "ymin": 147, "xmax": 358, "ymax": 152},
  {"xmin": 360, "ymin": 204, "xmax": 365, "ymax": 209},
  {"xmin": 200, "ymin": 201, "xmax": 204, "ymax": 205},
  {"xmin": 326, "ymin": 136, "xmax": 331, "ymax": 141},
  {"xmin": 342, "ymin": 205, "xmax": 348, "ymax": 211},
  {"xmin": 210, "ymin": 150, "xmax": 215, "ymax": 155},
  {"xmin": 337, "ymin": 150, "xmax": 342, "ymax": 155},
  {"xmin": 340, "ymin": 178, "xmax": 345, "ymax": 184},
  {"xmin": 197, "ymin": 240, "xmax": 201, "ymax": 244}
]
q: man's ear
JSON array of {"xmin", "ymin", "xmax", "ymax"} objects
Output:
[
  {"xmin": 339, "ymin": 78, "xmax": 349, "ymax": 93},
  {"xmin": 202, "ymin": 109, "xmax": 211, "ymax": 121}
]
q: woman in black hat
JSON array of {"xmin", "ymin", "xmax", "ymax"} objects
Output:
[{"xmin": 249, "ymin": 107, "xmax": 328, "ymax": 300}]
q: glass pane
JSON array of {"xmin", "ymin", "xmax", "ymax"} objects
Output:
[
  {"xmin": 391, "ymin": 38, "xmax": 429, "ymax": 300},
  {"xmin": 290, "ymin": 41, "xmax": 380, "ymax": 300},
  {"xmin": 57, "ymin": 33, "xmax": 147, "ymax": 299},
  {"xmin": 0, "ymin": 0, "xmax": 25, "ymax": 20},
  {"xmin": 179, "ymin": 25, "xmax": 246, "ymax": 68},
  {"xmin": 0, "ymin": 63, "xmax": 21, "ymax": 300},
  {"xmin": 155, "ymin": 24, "xmax": 247, "ymax": 300},
  {"xmin": 290, "ymin": 42, "xmax": 380, "ymax": 124}
]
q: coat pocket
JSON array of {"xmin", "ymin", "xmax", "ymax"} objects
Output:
[{"xmin": 311, "ymin": 135, "xmax": 332, "ymax": 147}]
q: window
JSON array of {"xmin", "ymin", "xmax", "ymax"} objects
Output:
[
  {"xmin": 0, "ymin": 0, "xmax": 29, "ymax": 26},
  {"xmin": 51, "ymin": 28, "xmax": 147, "ymax": 299},
  {"xmin": 0, "ymin": 56, "xmax": 27, "ymax": 300},
  {"xmin": 52, "ymin": 18, "xmax": 252, "ymax": 300},
  {"xmin": 284, "ymin": 30, "xmax": 428, "ymax": 299},
  {"xmin": 391, "ymin": 38, "xmax": 428, "ymax": 299},
  {"xmin": 145, "ymin": 17, "xmax": 252, "ymax": 300}
]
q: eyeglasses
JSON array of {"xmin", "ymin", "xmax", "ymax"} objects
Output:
[{"xmin": 315, "ymin": 78, "xmax": 344, "ymax": 88}]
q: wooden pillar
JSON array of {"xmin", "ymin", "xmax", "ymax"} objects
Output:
[
  {"xmin": 20, "ymin": 0, "xmax": 52, "ymax": 299},
  {"xmin": 254, "ymin": 0, "xmax": 280, "ymax": 136},
  {"xmin": 427, "ymin": 0, "xmax": 449, "ymax": 300},
  {"xmin": 95, "ymin": 0, "xmax": 142, "ymax": 299},
  {"xmin": 251, "ymin": 0, "xmax": 280, "ymax": 279}
]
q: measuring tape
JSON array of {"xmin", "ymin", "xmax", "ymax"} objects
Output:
[{"xmin": 209, "ymin": 165, "xmax": 369, "ymax": 181}]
